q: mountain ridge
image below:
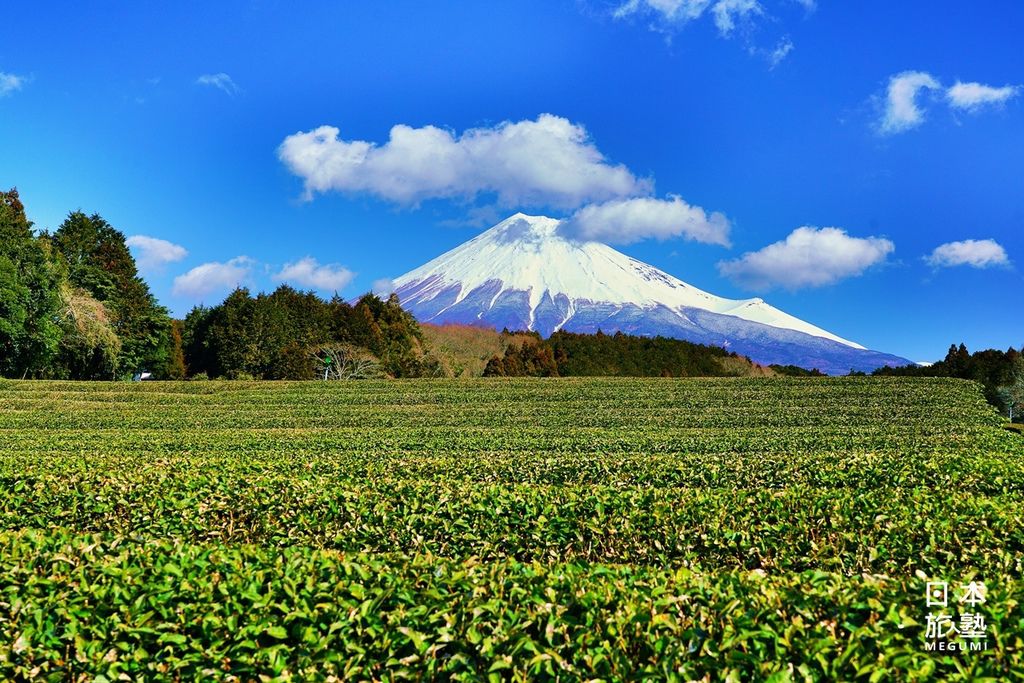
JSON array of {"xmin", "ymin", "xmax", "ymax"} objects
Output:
[{"xmin": 393, "ymin": 214, "xmax": 912, "ymax": 374}]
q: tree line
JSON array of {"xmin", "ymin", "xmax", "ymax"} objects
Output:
[
  {"xmin": 1, "ymin": 189, "xmax": 173, "ymax": 380},
  {"xmin": 181, "ymin": 287, "xmax": 443, "ymax": 380},
  {"xmin": 0, "ymin": 188, "xmax": 440, "ymax": 381},
  {"xmin": 4, "ymin": 185, "xmax": 1022, "ymax": 415},
  {"xmin": 482, "ymin": 330, "xmax": 748, "ymax": 378}
]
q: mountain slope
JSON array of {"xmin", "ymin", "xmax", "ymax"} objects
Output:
[{"xmin": 393, "ymin": 214, "xmax": 911, "ymax": 374}]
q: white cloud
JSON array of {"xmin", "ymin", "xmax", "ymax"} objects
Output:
[
  {"xmin": 925, "ymin": 239, "xmax": 1009, "ymax": 269},
  {"xmin": 126, "ymin": 235, "xmax": 188, "ymax": 272},
  {"xmin": 880, "ymin": 71, "xmax": 941, "ymax": 134},
  {"xmin": 718, "ymin": 226, "xmax": 894, "ymax": 290},
  {"xmin": 0, "ymin": 71, "xmax": 26, "ymax": 97},
  {"xmin": 371, "ymin": 278, "xmax": 396, "ymax": 296},
  {"xmin": 278, "ymin": 114, "xmax": 649, "ymax": 209},
  {"xmin": 196, "ymin": 73, "xmax": 240, "ymax": 96},
  {"xmin": 614, "ymin": 0, "xmax": 763, "ymax": 35},
  {"xmin": 172, "ymin": 257, "xmax": 254, "ymax": 298},
  {"xmin": 878, "ymin": 72, "xmax": 1020, "ymax": 133},
  {"xmin": 947, "ymin": 81, "xmax": 1020, "ymax": 112},
  {"xmin": 711, "ymin": 0, "xmax": 762, "ymax": 34},
  {"xmin": 613, "ymin": 0, "xmax": 710, "ymax": 22},
  {"xmin": 561, "ymin": 196, "xmax": 731, "ymax": 246},
  {"xmin": 274, "ymin": 257, "xmax": 355, "ymax": 291},
  {"xmin": 767, "ymin": 38, "xmax": 793, "ymax": 69}
]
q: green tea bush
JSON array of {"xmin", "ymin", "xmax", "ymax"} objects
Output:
[{"xmin": 0, "ymin": 377, "xmax": 1021, "ymax": 680}]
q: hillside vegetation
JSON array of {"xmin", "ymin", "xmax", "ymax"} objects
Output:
[
  {"xmin": 472, "ymin": 328, "xmax": 771, "ymax": 378},
  {"xmin": 419, "ymin": 323, "xmax": 505, "ymax": 377},
  {"xmin": 875, "ymin": 343, "xmax": 1024, "ymax": 422},
  {"xmin": 421, "ymin": 325, "xmax": 774, "ymax": 378},
  {"xmin": 1, "ymin": 377, "xmax": 1021, "ymax": 680}
]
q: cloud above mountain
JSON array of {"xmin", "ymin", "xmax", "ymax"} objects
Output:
[
  {"xmin": 279, "ymin": 113, "xmax": 734, "ymax": 249},
  {"xmin": 718, "ymin": 226, "xmax": 894, "ymax": 290},
  {"xmin": 274, "ymin": 257, "xmax": 355, "ymax": 291},
  {"xmin": 925, "ymin": 239, "xmax": 1009, "ymax": 269},
  {"xmin": 560, "ymin": 196, "xmax": 731, "ymax": 246},
  {"xmin": 278, "ymin": 114, "xmax": 650, "ymax": 209}
]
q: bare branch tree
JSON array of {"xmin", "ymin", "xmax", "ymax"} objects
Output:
[
  {"xmin": 997, "ymin": 360, "xmax": 1024, "ymax": 421},
  {"xmin": 309, "ymin": 344, "xmax": 383, "ymax": 380}
]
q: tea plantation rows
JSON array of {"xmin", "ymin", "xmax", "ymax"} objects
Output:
[{"xmin": 1, "ymin": 377, "xmax": 1022, "ymax": 681}]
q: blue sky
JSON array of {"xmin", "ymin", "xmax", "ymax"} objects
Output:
[{"xmin": 1, "ymin": 1, "xmax": 1021, "ymax": 362}]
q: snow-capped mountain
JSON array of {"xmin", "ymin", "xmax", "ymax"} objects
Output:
[{"xmin": 393, "ymin": 214, "xmax": 911, "ymax": 374}]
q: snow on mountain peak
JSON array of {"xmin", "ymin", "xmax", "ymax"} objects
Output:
[{"xmin": 393, "ymin": 214, "xmax": 866, "ymax": 350}]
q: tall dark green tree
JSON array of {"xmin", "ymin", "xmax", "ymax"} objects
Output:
[
  {"xmin": 264, "ymin": 286, "xmax": 333, "ymax": 379},
  {"xmin": 0, "ymin": 189, "xmax": 63, "ymax": 378},
  {"xmin": 51, "ymin": 212, "xmax": 172, "ymax": 377},
  {"xmin": 0, "ymin": 255, "xmax": 31, "ymax": 374},
  {"xmin": 181, "ymin": 305, "xmax": 215, "ymax": 377},
  {"xmin": 194, "ymin": 288, "xmax": 257, "ymax": 379},
  {"xmin": 344, "ymin": 293, "xmax": 427, "ymax": 377}
]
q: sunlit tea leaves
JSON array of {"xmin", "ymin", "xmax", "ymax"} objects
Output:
[{"xmin": 0, "ymin": 377, "xmax": 1020, "ymax": 680}]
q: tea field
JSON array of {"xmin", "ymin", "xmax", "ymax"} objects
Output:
[{"xmin": 0, "ymin": 377, "xmax": 1022, "ymax": 681}]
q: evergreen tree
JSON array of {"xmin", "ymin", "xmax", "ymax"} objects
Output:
[
  {"xmin": 202, "ymin": 288, "xmax": 258, "ymax": 378},
  {"xmin": 0, "ymin": 255, "xmax": 32, "ymax": 375},
  {"xmin": 181, "ymin": 305, "xmax": 215, "ymax": 377},
  {"xmin": 51, "ymin": 212, "xmax": 171, "ymax": 377},
  {"xmin": 0, "ymin": 189, "xmax": 63, "ymax": 378}
]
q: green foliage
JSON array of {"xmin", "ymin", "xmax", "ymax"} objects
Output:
[
  {"xmin": 2, "ymin": 531, "xmax": 1021, "ymax": 682},
  {"xmin": 875, "ymin": 343, "xmax": 1024, "ymax": 420},
  {"xmin": 0, "ymin": 255, "xmax": 31, "ymax": 370},
  {"xmin": 193, "ymin": 287, "xmax": 272, "ymax": 379},
  {"xmin": 482, "ymin": 329, "xmax": 751, "ymax": 377},
  {"xmin": 550, "ymin": 330, "xmax": 739, "ymax": 377},
  {"xmin": 483, "ymin": 332, "xmax": 558, "ymax": 376},
  {"xmin": 182, "ymin": 288, "xmax": 432, "ymax": 379},
  {"xmin": 771, "ymin": 364, "xmax": 826, "ymax": 376},
  {"xmin": 0, "ymin": 189, "xmax": 63, "ymax": 378},
  {"xmin": 340, "ymin": 293, "xmax": 428, "ymax": 377},
  {"xmin": 0, "ymin": 377, "xmax": 1021, "ymax": 679},
  {"xmin": 53, "ymin": 286, "xmax": 121, "ymax": 380},
  {"xmin": 51, "ymin": 211, "xmax": 172, "ymax": 377},
  {"xmin": 50, "ymin": 211, "xmax": 134, "ymax": 302}
]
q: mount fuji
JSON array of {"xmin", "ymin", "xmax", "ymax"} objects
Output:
[{"xmin": 392, "ymin": 214, "xmax": 911, "ymax": 374}]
